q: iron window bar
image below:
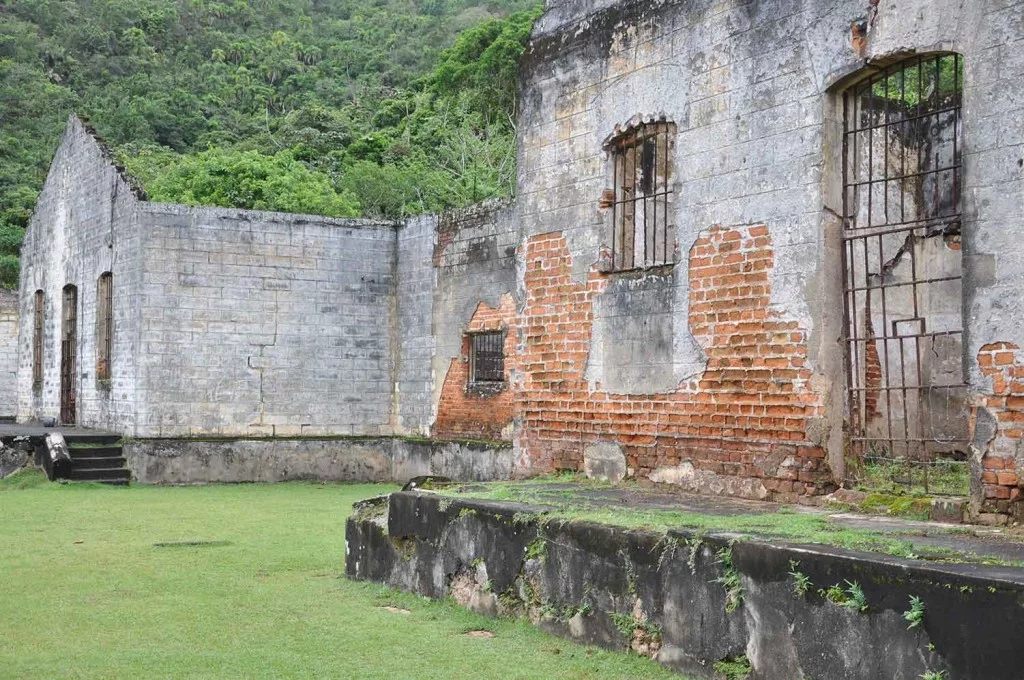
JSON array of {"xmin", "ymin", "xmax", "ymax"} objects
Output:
[
  {"xmin": 470, "ymin": 331, "xmax": 505, "ymax": 384},
  {"xmin": 609, "ymin": 120, "xmax": 675, "ymax": 272}
]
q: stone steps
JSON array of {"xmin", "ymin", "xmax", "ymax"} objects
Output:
[{"xmin": 65, "ymin": 435, "xmax": 130, "ymax": 485}]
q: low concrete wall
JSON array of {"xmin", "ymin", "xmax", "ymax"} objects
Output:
[
  {"xmin": 347, "ymin": 491, "xmax": 1024, "ymax": 679},
  {"xmin": 126, "ymin": 437, "xmax": 513, "ymax": 484}
]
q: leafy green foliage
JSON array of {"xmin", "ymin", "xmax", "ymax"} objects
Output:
[
  {"xmin": 713, "ymin": 654, "xmax": 752, "ymax": 680},
  {"xmin": 821, "ymin": 580, "xmax": 868, "ymax": 613},
  {"xmin": 0, "ymin": 0, "xmax": 541, "ymax": 285},
  {"xmin": 128, "ymin": 147, "xmax": 361, "ymax": 217},
  {"xmin": 713, "ymin": 547, "xmax": 743, "ymax": 614},
  {"xmin": 904, "ymin": 595, "xmax": 926, "ymax": 629},
  {"xmin": 788, "ymin": 559, "xmax": 812, "ymax": 597}
]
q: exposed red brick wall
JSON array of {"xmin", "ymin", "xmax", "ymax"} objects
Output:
[
  {"xmin": 975, "ymin": 342, "xmax": 1024, "ymax": 512},
  {"xmin": 432, "ymin": 295, "xmax": 517, "ymax": 441},
  {"xmin": 862, "ymin": 315, "xmax": 882, "ymax": 422},
  {"xmin": 515, "ymin": 225, "xmax": 834, "ymax": 501}
]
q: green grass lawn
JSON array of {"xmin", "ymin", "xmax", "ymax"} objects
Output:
[{"xmin": 0, "ymin": 471, "xmax": 675, "ymax": 679}]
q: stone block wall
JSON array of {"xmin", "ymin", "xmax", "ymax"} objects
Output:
[
  {"xmin": 134, "ymin": 203, "xmax": 396, "ymax": 438},
  {"xmin": 394, "ymin": 215, "xmax": 437, "ymax": 434},
  {"xmin": 0, "ymin": 290, "xmax": 18, "ymax": 418},
  {"xmin": 16, "ymin": 115, "xmax": 143, "ymax": 432}
]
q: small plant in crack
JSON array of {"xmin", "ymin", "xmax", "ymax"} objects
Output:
[
  {"xmin": 619, "ymin": 549, "xmax": 638, "ymax": 596},
  {"xmin": 788, "ymin": 560, "xmax": 812, "ymax": 597},
  {"xmin": 712, "ymin": 547, "xmax": 743, "ymax": 613},
  {"xmin": 525, "ymin": 536, "xmax": 547, "ymax": 561},
  {"xmin": 609, "ymin": 611, "xmax": 637, "ymax": 638},
  {"xmin": 920, "ymin": 671, "xmax": 947, "ymax": 680},
  {"xmin": 655, "ymin": 536, "xmax": 685, "ymax": 571},
  {"xmin": 608, "ymin": 611, "xmax": 662, "ymax": 641},
  {"xmin": 457, "ymin": 507, "xmax": 478, "ymax": 520},
  {"xmin": 511, "ymin": 511, "xmax": 537, "ymax": 526},
  {"xmin": 821, "ymin": 580, "xmax": 868, "ymax": 613},
  {"xmin": 687, "ymin": 534, "xmax": 705, "ymax": 576},
  {"xmin": 903, "ymin": 595, "xmax": 925, "ymax": 630},
  {"xmin": 561, "ymin": 601, "xmax": 592, "ymax": 620},
  {"xmin": 713, "ymin": 654, "xmax": 752, "ymax": 680}
]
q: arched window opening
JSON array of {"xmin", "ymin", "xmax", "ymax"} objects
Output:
[{"xmin": 605, "ymin": 119, "xmax": 676, "ymax": 271}]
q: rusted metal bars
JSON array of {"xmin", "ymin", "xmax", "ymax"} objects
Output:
[
  {"xmin": 611, "ymin": 122, "xmax": 673, "ymax": 271},
  {"xmin": 841, "ymin": 54, "xmax": 966, "ymax": 493}
]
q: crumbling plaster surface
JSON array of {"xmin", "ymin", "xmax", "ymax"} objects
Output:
[
  {"xmin": 427, "ymin": 200, "xmax": 519, "ymax": 438},
  {"xmin": 517, "ymin": 0, "xmax": 1023, "ymax": 484}
]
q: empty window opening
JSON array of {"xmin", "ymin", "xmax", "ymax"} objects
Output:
[
  {"xmin": 841, "ymin": 54, "xmax": 967, "ymax": 493},
  {"xmin": 96, "ymin": 272, "xmax": 113, "ymax": 382},
  {"xmin": 608, "ymin": 120, "xmax": 675, "ymax": 271},
  {"xmin": 32, "ymin": 290, "xmax": 44, "ymax": 391},
  {"xmin": 470, "ymin": 331, "xmax": 505, "ymax": 383}
]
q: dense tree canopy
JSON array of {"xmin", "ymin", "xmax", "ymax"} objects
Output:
[{"xmin": 0, "ymin": 0, "xmax": 540, "ymax": 286}]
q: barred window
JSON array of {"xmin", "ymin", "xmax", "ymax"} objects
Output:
[
  {"xmin": 470, "ymin": 331, "xmax": 505, "ymax": 383},
  {"xmin": 607, "ymin": 120, "xmax": 675, "ymax": 271},
  {"xmin": 96, "ymin": 272, "xmax": 113, "ymax": 382},
  {"xmin": 32, "ymin": 290, "xmax": 44, "ymax": 390}
]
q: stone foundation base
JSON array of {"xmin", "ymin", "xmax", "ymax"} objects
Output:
[
  {"xmin": 126, "ymin": 436, "xmax": 512, "ymax": 484},
  {"xmin": 347, "ymin": 491, "xmax": 1024, "ymax": 679}
]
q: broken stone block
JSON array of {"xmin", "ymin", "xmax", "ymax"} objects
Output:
[
  {"xmin": 0, "ymin": 442, "xmax": 28, "ymax": 479},
  {"xmin": 583, "ymin": 442, "xmax": 626, "ymax": 482}
]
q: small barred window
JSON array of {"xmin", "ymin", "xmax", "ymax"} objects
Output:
[
  {"xmin": 607, "ymin": 120, "xmax": 675, "ymax": 271},
  {"xmin": 470, "ymin": 331, "xmax": 505, "ymax": 383}
]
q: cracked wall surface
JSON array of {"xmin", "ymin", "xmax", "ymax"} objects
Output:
[
  {"xmin": 135, "ymin": 203, "xmax": 396, "ymax": 438},
  {"xmin": 347, "ymin": 491, "xmax": 1024, "ymax": 679}
]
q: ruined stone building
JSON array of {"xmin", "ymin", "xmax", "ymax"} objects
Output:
[{"xmin": 5, "ymin": 0, "xmax": 1024, "ymax": 520}]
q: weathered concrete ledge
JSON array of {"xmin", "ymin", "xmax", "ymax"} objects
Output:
[
  {"xmin": 346, "ymin": 491, "xmax": 1024, "ymax": 679},
  {"xmin": 125, "ymin": 436, "xmax": 512, "ymax": 484}
]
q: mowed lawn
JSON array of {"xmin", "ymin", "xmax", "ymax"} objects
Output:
[{"xmin": 0, "ymin": 471, "xmax": 676, "ymax": 679}]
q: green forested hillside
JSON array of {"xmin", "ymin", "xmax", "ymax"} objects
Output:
[{"xmin": 0, "ymin": 0, "xmax": 540, "ymax": 286}]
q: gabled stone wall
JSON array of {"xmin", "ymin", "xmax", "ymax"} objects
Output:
[{"xmin": 16, "ymin": 115, "xmax": 143, "ymax": 432}]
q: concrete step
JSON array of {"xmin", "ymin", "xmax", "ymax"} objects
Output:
[
  {"xmin": 64, "ymin": 434, "xmax": 121, "ymax": 446},
  {"xmin": 69, "ymin": 456, "xmax": 126, "ymax": 470},
  {"xmin": 68, "ymin": 445, "xmax": 123, "ymax": 459},
  {"xmin": 67, "ymin": 467, "xmax": 131, "ymax": 483}
]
